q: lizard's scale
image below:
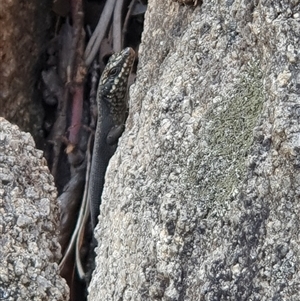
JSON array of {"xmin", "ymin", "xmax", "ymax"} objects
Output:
[{"xmin": 88, "ymin": 47, "xmax": 135, "ymax": 228}]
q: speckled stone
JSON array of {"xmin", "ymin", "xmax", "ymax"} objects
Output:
[
  {"xmin": 88, "ymin": 0, "xmax": 300, "ymax": 300},
  {"xmin": 0, "ymin": 118, "xmax": 69, "ymax": 301}
]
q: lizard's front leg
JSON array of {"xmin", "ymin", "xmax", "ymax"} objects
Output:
[{"xmin": 106, "ymin": 124, "xmax": 125, "ymax": 145}]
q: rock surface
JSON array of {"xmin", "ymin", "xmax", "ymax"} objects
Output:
[
  {"xmin": 0, "ymin": 118, "xmax": 69, "ymax": 300},
  {"xmin": 0, "ymin": 0, "xmax": 51, "ymax": 143},
  {"xmin": 88, "ymin": 0, "xmax": 300, "ymax": 300}
]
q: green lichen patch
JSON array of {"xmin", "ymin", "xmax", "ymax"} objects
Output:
[{"xmin": 198, "ymin": 61, "xmax": 264, "ymax": 209}]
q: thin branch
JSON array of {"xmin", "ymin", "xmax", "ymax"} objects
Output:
[
  {"xmin": 75, "ymin": 135, "xmax": 93, "ymax": 278},
  {"xmin": 113, "ymin": 0, "xmax": 125, "ymax": 52},
  {"xmin": 122, "ymin": 0, "xmax": 137, "ymax": 38},
  {"xmin": 84, "ymin": 0, "xmax": 117, "ymax": 67}
]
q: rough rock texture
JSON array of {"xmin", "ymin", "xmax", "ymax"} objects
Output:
[
  {"xmin": 88, "ymin": 0, "xmax": 300, "ymax": 300},
  {"xmin": 0, "ymin": 0, "xmax": 51, "ymax": 143},
  {"xmin": 0, "ymin": 118, "xmax": 69, "ymax": 300}
]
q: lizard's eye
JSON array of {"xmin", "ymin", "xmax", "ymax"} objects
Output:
[{"xmin": 108, "ymin": 67, "xmax": 118, "ymax": 77}]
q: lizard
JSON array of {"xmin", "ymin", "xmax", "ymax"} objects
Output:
[
  {"xmin": 88, "ymin": 47, "xmax": 135, "ymax": 229},
  {"xmin": 59, "ymin": 47, "xmax": 135, "ymax": 280}
]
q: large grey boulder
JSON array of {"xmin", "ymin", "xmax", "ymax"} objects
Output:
[
  {"xmin": 88, "ymin": 0, "xmax": 300, "ymax": 300},
  {"xmin": 0, "ymin": 118, "xmax": 69, "ymax": 300}
]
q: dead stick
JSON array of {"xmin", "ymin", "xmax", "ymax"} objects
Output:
[
  {"xmin": 84, "ymin": 0, "xmax": 117, "ymax": 67},
  {"xmin": 113, "ymin": 0, "xmax": 125, "ymax": 52}
]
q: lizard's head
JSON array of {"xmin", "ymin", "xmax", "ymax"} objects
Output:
[{"xmin": 98, "ymin": 47, "xmax": 135, "ymax": 105}]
